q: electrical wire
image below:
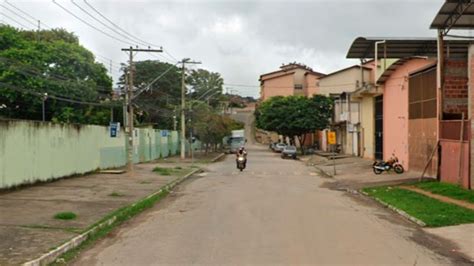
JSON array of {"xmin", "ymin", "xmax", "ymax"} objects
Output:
[
  {"xmin": 71, "ymin": 0, "xmax": 145, "ymax": 47},
  {"xmin": 83, "ymin": 0, "xmax": 155, "ymax": 47},
  {"xmin": 52, "ymin": 0, "xmax": 133, "ymax": 46},
  {"xmin": 0, "ymin": 56, "xmax": 114, "ymax": 94},
  {"xmin": 0, "ymin": 82, "xmax": 120, "ymax": 107},
  {"xmin": 0, "ymin": 4, "xmax": 38, "ymax": 28},
  {"xmin": 0, "ymin": 12, "xmax": 33, "ymax": 29},
  {"xmin": 82, "ymin": 0, "xmax": 181, "ymax": 63},
  {"xmin": 4, "ymin": 0, "xmax": 52, "ymax": 29}
]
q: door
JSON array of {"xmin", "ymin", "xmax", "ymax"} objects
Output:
[{"xmin": 374, "ymin": 95, "xmax": 383, "ymax": 160}]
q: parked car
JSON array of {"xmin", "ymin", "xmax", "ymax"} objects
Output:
[
  {"xmin": 274, "ymin": 143, "xmax": 287, "ymax": 153},
  {"xmin": 281, "ymin": 145, "xmax": 297, "ymax": 159}
]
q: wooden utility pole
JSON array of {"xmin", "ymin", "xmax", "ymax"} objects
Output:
[
  {"xmin": 180, "ymin": 58, "xmax": 201, "ymax": 160},
  {"xmin": 121, "ymin": 46, "xmax": 163, "ymax": 173}
]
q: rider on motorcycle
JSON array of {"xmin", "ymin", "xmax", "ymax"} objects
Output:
[{"xmin": 236, "ymin": 146, "xmax": 247, "ymax": 168}]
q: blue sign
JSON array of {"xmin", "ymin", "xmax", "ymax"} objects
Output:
[
  {"xmin": 110, "ymin": 122, "xmax": 119, "ymax": 138},
  {"xmin": 161, "ymin": 130, "xmax": 168, "ymax": 137}
]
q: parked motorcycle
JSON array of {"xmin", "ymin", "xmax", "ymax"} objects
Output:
[
  {"xmin": 236, "ymin": 155, "xmax": 246, "ymax": 171},
  {"xmin": 372, "ymin": 154, "xmax": 404, "ymax": 175}
]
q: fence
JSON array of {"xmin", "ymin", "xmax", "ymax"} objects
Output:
[
  {"xmin": 439, "ymin": 119, "xmax": 470, "ymax": 189},
  {"xmin": 0, "ymin": 120, "xmax": 180, "ymax": 189}
]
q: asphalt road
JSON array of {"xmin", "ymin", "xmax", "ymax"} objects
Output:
[{"xmin": 72, "ymin": 144, "xmax": 467, "ymax": 265}]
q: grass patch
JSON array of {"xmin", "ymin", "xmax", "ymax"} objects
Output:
[
  {"xmin": 50, "ymin": 189, "xmax": 170, "ymax": 265},
  {"xmin": 108, "ymin": 191, "xmax": 125, "ymax": 197},
  {"xmin": 54, "ymin": 212, "xmax": 77, "ymax": 220},
  {"xmin": 139, "ymin": 180, "xmax": 152, "ymax": 184},
  {"xmin": 174, "ymin": 166, "xmax": 182, "ymax": 170},
  {"xmin": 413, "ymin": 181, "xmax": 474, "ymax": 204},
  {"xmin": 363, "ymin": 186, "xmax": 474, "ymax": 227},
  {"xmin": 152, "ymin": 167, "xmax": 173, "ymax": 176}
]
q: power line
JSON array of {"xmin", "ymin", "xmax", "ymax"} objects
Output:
[
  {"xmin": 0, "ymin": 4, "xmax": 37, "ymax": 28},
  {"xmin": 52, "ymin": 0, "xmax": 133, "ymax": 46},
  {"xmin": 82, "ymin": 0, "xmax": 180, "ymax": 63},
  {"xmin": 71, "ymin": 0, "xmax": 145, "ymax": 47},
  {"xmin": 83, "ymin": 0, "xmax": 155, "ymax": 47},
  {"xmin": 0, "ymin": 12, "xmax": 33, "ymax": 29},
  {"xmin": 0, "ymin": 56, "xmax": 114, "ymax": 94},
  {"xmin": 4, "ymin": 0, "xmax": 52, "ymax": 28},
  {"xmin": 0, "ymin": 82, "xmax": 120, "ymax": 107}
]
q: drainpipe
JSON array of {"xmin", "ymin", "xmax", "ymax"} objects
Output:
[{"xmin": 374, "ymin": 40, "xmax": 386, "ymax": 87}]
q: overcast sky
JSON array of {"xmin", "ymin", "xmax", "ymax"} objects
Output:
[{"xmin": 2, "ymin": 0, "xmax": 445, "ymax": 98}]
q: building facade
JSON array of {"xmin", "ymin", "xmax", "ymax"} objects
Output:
[{"xmin": 259, "ymin": 63, "xmax": 325, "ymax": 101}]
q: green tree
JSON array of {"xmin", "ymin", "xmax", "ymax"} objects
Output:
[
  {"xmin": 190, "ymin": 100, "xmax": 243, "ymax": 153},
  {"xmin": 255, "ymin": 95, "xmax": 333, "ymax": 151},
  {"xmin": 0, "ymin": 25, "xmax": 114, "ymax": 124},
  {"xmin": 187, "ymin": 69, "xmax": 224, "ymax": 107},
  {"xmin": 119, "ymin": 60, "xmax": 181, "ymax": 128}
]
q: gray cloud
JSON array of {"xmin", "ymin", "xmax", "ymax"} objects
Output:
[{"xmin": 2, "ymin": 0, "xmax": 444, "ymax": 97}]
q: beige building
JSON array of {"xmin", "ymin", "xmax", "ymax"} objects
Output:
[
  {"xmin": 318, "ymin": 65, "xmax": 372, "ymax": 156},
  {"xmin": 260, "ymin": 63, "xmax": 325, "ymax": 101}
]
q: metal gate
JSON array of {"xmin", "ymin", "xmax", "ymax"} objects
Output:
[{"xmin": 374, "ymin": 95, "xmax": 383, "ymax": 160}]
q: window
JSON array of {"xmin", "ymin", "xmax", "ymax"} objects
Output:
[
  {"xmin": 409, "ymin": 67, "xmax": 436, "ymax": 119},
  {"xmin": 294, "ymin": 84, "xmax": 303, "ymax": 90}
]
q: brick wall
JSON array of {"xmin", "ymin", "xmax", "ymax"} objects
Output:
[{"xmin": 443, "ymin": 59, "xmax": 468, "ymax": 117}]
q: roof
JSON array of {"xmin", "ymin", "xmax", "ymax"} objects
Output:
[
  {"xmin": 346, "ymin": 37, "xmax": 470, "ymax": 59},
  {"xmin": 431, "ymin": 1, "xmax": 474, "ymax": 31},
  {"xmin": 319, "ymin": 65, "xmax": 371, "ymax": 80},
  {"xmin": 259, "ymin": 63, "xmax": 325, "ymax": 81},
  {"xmin": 376, "ymin": 57, "xmax": 435, "ymax": 84}
]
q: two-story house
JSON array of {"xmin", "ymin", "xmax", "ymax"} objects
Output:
[
  {"xmin": 259, "ymin": 63, "xmax": 325, "ymax": 101},
  {"xmin": 258, "ymin": 63, "xmax": 325, "ymax": 146}
]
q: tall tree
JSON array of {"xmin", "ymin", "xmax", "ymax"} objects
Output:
[
  {"xmin": 118, "ymin": 60, "xmax": 181, "ymax": 128},
  {"xmin": 0, "ymin": 25, "xmax": 113, "ymax": 124},
  {"xmin": 255, "ymin": 95, "xmax": 333, "ymax": 151},
  {"xmin": 187, "ymin": 69, "xmax": 224, "ymax": 107}
]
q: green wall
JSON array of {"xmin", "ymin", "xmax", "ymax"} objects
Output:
[{"xmin": 0, "ymin": 120, "xmax": 179, "ymax": 188}]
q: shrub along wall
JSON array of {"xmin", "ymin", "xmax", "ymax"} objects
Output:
[{"xmin": 0, "ymin": 120, "xmax": 179, "ymax": 188}]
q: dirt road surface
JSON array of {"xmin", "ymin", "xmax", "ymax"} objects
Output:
[{"xmin": 73, "ymin": 144, "xmax": 468, "ymax": 265}]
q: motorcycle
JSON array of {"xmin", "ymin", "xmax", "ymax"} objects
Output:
[
  {"xmin": 236, "ymin": 155, "xmax": 246, "ymax": 171},
  {"xmin": 372, "ymin": 154, "xmax": 404, "ymax": 175}
]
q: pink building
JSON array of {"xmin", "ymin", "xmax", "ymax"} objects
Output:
[
  {"xmin": 259, "ymin": 63, "xmax": 325, "ymax": 101},
  {"xmin": 378, "ymin": 58, "xmax": 437, "ymax": 171}
]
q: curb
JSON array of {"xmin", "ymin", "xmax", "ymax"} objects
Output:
[
  {"xmin": 23, "ymin": 168, "xmax": 202, "ymax": 266},
  {"xmin": 357, "ymin": 189, "xmax": 426, "ymax": 227},
  {"xmin": 211, "ymin": 153, "xmax": 226, "ymax": 162}
]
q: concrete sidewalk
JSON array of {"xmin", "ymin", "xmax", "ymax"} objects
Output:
[
  {"xmin": 303, "ymin": 154, "xmax": 427, "ymax": 189},
  {"xmin": 0, "ymin": 155, "xmax": 216, "ymax": 265},
  {"xmin": 302, "ymin": 154, "xmax": 474, "ymax": 262}
]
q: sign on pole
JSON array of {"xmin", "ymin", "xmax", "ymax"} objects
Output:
[{"xmin": 110, "ymin": 122, "xmax": 120, "ymax": 138}]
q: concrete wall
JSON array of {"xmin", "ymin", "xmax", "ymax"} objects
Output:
[
  {"xmin": 318, "ymin": 68, "xmax": 361, "ymax": 96},
  {"xmin": 360, "ymin": 96, "xmax": 374, "ymax": 159},
  {"xmin": 305, "ymin": 73, "xmax": 320, "ymax": 96},
  {"xmin": 260, "ymin": 74, "xmax": 294, "ymax": 101},
  {"xmin": 0, "ymin": 120, "xmax": 179, "ymax": 188},
  {"xmin": 383, "ymin": 58, "xmax": 434, "ymax": 169}
]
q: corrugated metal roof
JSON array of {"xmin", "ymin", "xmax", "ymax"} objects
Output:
[
  {"xmin": 346, "ymin": 37, "xmax": 470, "ymax": 59},
  {"xmin": 431, "ymin": 0, "xmax": 474, "ymax": 30}
]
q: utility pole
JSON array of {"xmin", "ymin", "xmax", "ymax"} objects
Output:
[
  {"xmin": 121, "ymin": 46, "xmax": 163, "ymax": 173},
  {"xmin": 180, "ymin": 58, "xmax": 201, "ymax": 160},
  {"xmin": 42, "ymin": 93, "xmax": 48, "ymax": 122},
  {"xmin": 37, "ymin": 20, "xmax": 41, "ymax": 42}
]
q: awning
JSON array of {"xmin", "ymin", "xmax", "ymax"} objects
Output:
[
  {"xmin": 431, "ymin": 0, "xmax": 474, "ymax": 32},
  {"xmin": 346, "ymin": 37, "xmax": 470, "ymax": 59}
]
